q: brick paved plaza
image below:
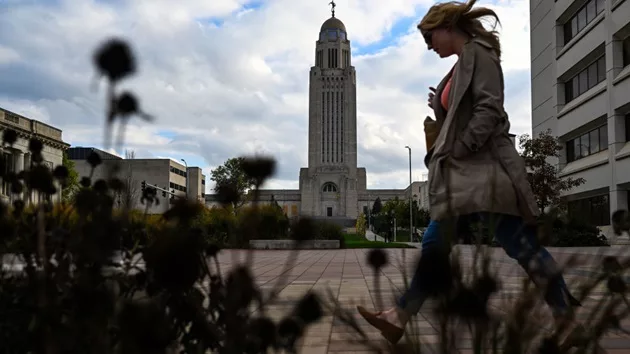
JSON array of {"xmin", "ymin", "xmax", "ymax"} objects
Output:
[{"xmin": 218, "ymin": 246, "xmax": 630, "ymax": 353}]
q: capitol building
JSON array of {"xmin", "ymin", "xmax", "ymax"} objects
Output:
[{"xmin": 206, "ymin": 10, "xmax": 428, "ymax": 224}]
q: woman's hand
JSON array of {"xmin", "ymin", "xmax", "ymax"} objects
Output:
[{"xmin": 428, "ymin": 87, "xmax": 436, "ymax": 109}]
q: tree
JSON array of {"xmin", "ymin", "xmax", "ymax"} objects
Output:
[
  {"xmin": 112, "ymin": 149, "xmax": 139, "ymax": 210},
  {"xmin": 371, "ymin": 197, "xmax": 382, "ymax": 215},
  {"xmin": 416, "ymin": 207, "xmax": 430, "ymax": 228},
  {"xmin": 519, "ymin": 130, "xmax": 586, "ymax": 213},
  {"xmin": 210, "ymin": 157, "xmax": 257, "ymax": 210},
  {"xmin": 125, "ymin": 149, "xmax": 136, "ymax": 159},
  {"xmin": 61, "ymin": 152, "xmax": 80, "ymax": 202}
]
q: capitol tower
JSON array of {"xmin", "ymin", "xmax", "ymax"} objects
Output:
[{"xmin": 299, "ymin": 2, "xmax": 367, "ymax": 220}]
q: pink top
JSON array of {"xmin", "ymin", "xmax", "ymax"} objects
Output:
[
  {"xmin": 441, "ymin": 77, "xmax": 452, "ymax": 110},
  {"xmin": 441, "ymin": 68, "xmax": 456, "ymax": 111}
]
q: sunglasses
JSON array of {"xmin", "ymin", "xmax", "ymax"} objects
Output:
[{"xmin": 422, "ymin": 30, "xmax": 434, "ymax": 48}]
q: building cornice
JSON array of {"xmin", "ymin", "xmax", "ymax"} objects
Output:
[{"xmin": 0, "ymin": 121, "xmax": 70, "ymax": 150}]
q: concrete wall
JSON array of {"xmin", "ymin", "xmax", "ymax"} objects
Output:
[
  {"xmin": 530, "ymin": 0, "xmax": 630, "ymax": 232},
  {"xmin": 72, "ymin": 154, "xmax": 206, "ymax": 214}
]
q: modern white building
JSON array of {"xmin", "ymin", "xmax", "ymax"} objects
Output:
[
  {"xmin": 68, "ymin": 147, "xmax": 206, "ymax": 214},
  {"xmin": 0, "ymin": 107, "xmax": 69, "ymax": 205},
  {"xmin": 530, "ymin": 0, "xmax": 630, "ymax": 232}
]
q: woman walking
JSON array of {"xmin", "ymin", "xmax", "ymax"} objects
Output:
[{"xmin": 357, "ymin": 0, "xmax": 579, "ymax": 344}]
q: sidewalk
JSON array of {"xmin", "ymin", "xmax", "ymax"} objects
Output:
[{"xmin": 364, "ymin": 230, "xmax": 384, "ymax": 242}]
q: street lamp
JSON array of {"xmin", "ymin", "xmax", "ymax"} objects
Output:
[
  {"xmin": 180, "ymin": 158, "xmax": 188, "ymax": 199},
  {"xmin": 404, "ymin": 146, "xmax": 413, "ymax": 242}
]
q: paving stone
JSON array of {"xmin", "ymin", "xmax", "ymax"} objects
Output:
[{"xmin": 215, "ymin": 247, "xmax": 630, "ymax": 351}]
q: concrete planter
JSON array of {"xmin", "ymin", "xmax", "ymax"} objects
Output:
[{"xmin": 249, "ymin": 239, "xmax": 340, "ymax": 250}]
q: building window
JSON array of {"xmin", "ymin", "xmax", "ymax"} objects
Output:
[
  {"xmin": 565, "ymin": 124, "xmax": 607, "ymax": 162},
  {"xmin": 625, "ymin": 113, "xmax": 630, "ymax": 142},
  {"xmin": 565, "ymin": 56, "xmax": 606, "ymax": 103},
  {"xmin": 322, "ymin": 182, "xmax": 337, "ymax": 192},
  {"xmin": 623, "ymin": 35, "xmax": 630, "ymax": 68},
  {"xmin": 169, "ymin": 166, "xmax": 186, "ymax": 177},
  {"xmin": 567, "ymin": 194, "xmax": 610, "ymax": 226},
  {"xmin": 169, "ymin": 182, "xmax": 186, "ymax": 193},
  {"xmin": 563, "ymin": 0, "xmax": 605, "ymax": 44}
]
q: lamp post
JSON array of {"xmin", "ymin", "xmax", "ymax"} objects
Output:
[
  {"xmin": 180, "ymin": 158, "xmax": 188, "ymax": 199},
  {"xmin": 405, "ymin": 146, "xmax": 413, "ymax": 242}
]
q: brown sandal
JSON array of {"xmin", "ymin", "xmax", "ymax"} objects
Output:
[{"xmin": 357, "ymin": 306, "xmax": 405, "ymax": 344}]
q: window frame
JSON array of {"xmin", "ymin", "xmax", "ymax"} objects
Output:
[
  {"xmin": 566, "ymin": 124, "xmax": 608, "ymax": 162},
  {"xmin": 564, "ymin": 56, "xmax": 606, "ymax": 103},
  {"xmin": 563, "ymin": 0, "xmax": 605, "ymax": 45},
  {"xmin": 567, "ymin": 194, "xmax": 610, "ymax": 226}
]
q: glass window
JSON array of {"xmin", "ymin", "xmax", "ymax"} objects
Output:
[
  {"xmin": 589, "ymin": 129, "xmax": 600, "ymax": 153},
  {"xmin": 580, "ymin": 134, "xmax": 590, "ymax": 157},
  {"xmin": 567, "ymin": 125, "xmax": 607, "ymax": 162},
  {"xmin": 564, "ymin": 23, "xmax": 573, "ymax": 43},
  {"xmin": 566, "ymin": 141, "xmax": 575, "ymax": 162},
  {"xmin": 599, "ymin": 125, "xmax": 608, "ymax": 148},
  {"xmin": 596, "ymin": 0, "xmax": 605, "ymax": 13},
  {"xmin": 571, "ymin": 76, "xmax": 579, "ymax": 100},
  {"xmin": 578, "ymin": 70, "xmax": 588, "ymax": 95},
  {"xmin": 587, "ymin": 64, "xmax": 598, "ymax": 90},
  {"xmin": 567, "ymin": 194, "xmax": 610, "ymax": 226},
  {"xmin": 586, "ymin": 1, "xmax": 597, "ymax": 22},
  {"xmin": 574, "ymin": 138, "xmax": 582, "ymax": 160},
  {"xmin": 577, "ymin": 8, "xmax": 587, "ymax": 31},
  {"xmin": 626, "ymin": 114, "xmax": 630, "ymax": 142}
]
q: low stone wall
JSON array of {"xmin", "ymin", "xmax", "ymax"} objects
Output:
[{"xmin": 249, "ymin": 240, "xmax": 340, "ymax": 250}]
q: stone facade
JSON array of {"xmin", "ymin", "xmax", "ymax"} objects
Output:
[
  {"xmin": 69, "ymin": 147, "xmax": 206, "ymax": 214},
  {"xmin": 0, "ymin": 107, "xmax": 69, "ymax": 205}
]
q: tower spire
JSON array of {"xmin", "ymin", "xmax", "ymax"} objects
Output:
[{"xmin": 329, "ymin": 0, "xmax": 336, "ymax": 17}]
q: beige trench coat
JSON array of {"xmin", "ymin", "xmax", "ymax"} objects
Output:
[{"xmin": 426, "ymin": 38, "xmax": 540, "ymax": 224}]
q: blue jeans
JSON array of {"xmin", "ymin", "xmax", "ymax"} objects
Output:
[{"xmin": 397, "ymin": 213, "xmax": 572, "ymax": 317}]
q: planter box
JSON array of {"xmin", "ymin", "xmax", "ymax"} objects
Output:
[{"xmin": 249, "ymin": 240, "xmax": 340, "ymax": 250}]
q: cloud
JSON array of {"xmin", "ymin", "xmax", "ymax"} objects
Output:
[{"xmin": 0, "ymin": 0, "xmax": 533, "ymax": 193}]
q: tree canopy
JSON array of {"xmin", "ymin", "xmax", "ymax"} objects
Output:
[
  {"xmin": 210, "ymin": 157, "xmax": 257, "ymax": 209},
  {"xmin": 519, "ymin": 130, "xmax": 585, "ymax": 213},
  {"xmin": 61, "ymin": 152, "xmax": 80, "ymax": 202}
]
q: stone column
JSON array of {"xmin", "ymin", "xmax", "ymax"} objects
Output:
[
  {"xmin": 24, "ymin": 153, "xmax": 31, "ymax": 171},
  {"xmin": 14, "ymin": 151, "xmax": 24, "ymax": 173}
]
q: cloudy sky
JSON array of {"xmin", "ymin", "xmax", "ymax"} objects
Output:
[{"xmin": 0, "ymin": 0, "xmax": 532, "ymax": 193}]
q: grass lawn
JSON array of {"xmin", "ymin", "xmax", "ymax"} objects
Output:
[{"xmin": 343, "ymin": 233, "xmax": 415, "ymax": 249}]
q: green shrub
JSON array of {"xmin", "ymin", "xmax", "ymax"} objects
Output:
[
  {"xmin": 546, "ymin": 216, "xmax": 609, "ymax": 247},
  {"xmin": 196, "ymin": 206, "xmax": 238, "ymax": 247},
  {"xmin": 356, "ymin": 213, "xmax": 367, "ymax": 238}
]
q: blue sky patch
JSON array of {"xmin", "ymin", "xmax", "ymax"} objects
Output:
[{"xmin": 353, "ymin": 16, "xmax": 418, "ymax": 55}]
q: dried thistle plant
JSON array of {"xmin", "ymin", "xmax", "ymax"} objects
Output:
[
  {"xmin": 0, "ymin": 37, "xmax": 333, "ymax": 354},
  {"xmin": 1, "ymin": 35, "xmax": 630, "ymax": 354}
]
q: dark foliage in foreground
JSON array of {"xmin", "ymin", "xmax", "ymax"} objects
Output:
[{"xmin": 1, "ymin": 37, "xmax": 630, "ymax": 354}]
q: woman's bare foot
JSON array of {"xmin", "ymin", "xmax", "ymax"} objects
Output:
[
  {"xmin": 357, "ymin": 306, "xmax": 409, "ymax": 344},
  {"xmin": 378, "ymin": 307, "xmax": 408, "ymax": 329}
]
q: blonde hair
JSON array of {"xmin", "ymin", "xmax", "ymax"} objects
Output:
[{"xmin": 418, "ymin": 0, "xmax": 502, "ymax": 58}]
